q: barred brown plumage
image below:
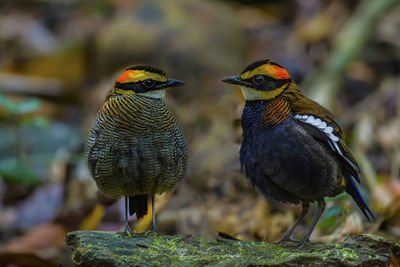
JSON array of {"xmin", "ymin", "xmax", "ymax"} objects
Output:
[{"xmin": 86, "ymin": 66, "xmax": 187, "ymax": 233}]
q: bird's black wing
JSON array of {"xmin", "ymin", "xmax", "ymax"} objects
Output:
[
  {"xmin": 294, "ymin": 115, "xmax": 375, "ymax": 221},
  {"xmin": 293, "ymin": 114, "xmax": 360, "ymax": 182}
]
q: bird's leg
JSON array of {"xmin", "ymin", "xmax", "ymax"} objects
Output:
[
  {"xmin": 297, "ymin": 199, "xmax": 326, "ymax": 248},
  {"xmin": 152, "ymin": 195, "xmax": 156, "ymax": 232},
  {"xmin": 279, "ymin": 202, "xmax": 310, "ymax": 243},
  {"xmin": 144, "ymin": 195, "xmax": 156, "ymax": 237},
  {"xmin": 124, "ymin": 196, "xmax": 132, "ymax": 234}
]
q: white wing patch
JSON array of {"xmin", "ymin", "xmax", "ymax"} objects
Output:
[
  {"xmin": 294, "ymin": 114, "xmax": 361, "ymax": 174},
  {"xmin": 294, "ymin": 114, "xmax": 340, "ymax": 145},
  {"xmin": 318, "ymin": 121, "xmax": 327, "ymax": 129}
]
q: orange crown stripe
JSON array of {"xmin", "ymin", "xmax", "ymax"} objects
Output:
[
  {"xmin": 116, "ymin": 70, "xmax": 167, "ymax": 83},
  {"xmin": 240, "ymin": 64, "xmax": 290, "ymax": 80},
  {"xmin": 271, "ymin": 66, "xmax": 290, "ymax": 79},
  {"xmin": 116, "ymin": 70, "xmax": 131, "ymax": 83}
]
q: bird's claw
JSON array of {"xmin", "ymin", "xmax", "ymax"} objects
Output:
[
  {"xmin": 278, "ymin": 237, "xmax": 296, "ymax": 244},
  {"xmin": 124, "ymin": 222, "xmax": 132, "ymax": 235},
  {"xmin": 278, "ymin": 236, "xmax": 319, "ymax": 248},
  {"xmin": 297, "ymin": 239, "xmax": 320, "ymax": 248},
  {"xmin": 290, "ymin": 239, "xmax": 319, "ymax": 248},
  {"xmin": 278, "ymin": 232, "xmax": 297, "ymax": 244},
  {"xmin": 143, "ymin": 229, "xmax": 156, "ymax": 237}
]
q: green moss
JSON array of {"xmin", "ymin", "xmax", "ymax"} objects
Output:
[
  {"xmin": 340, "ymin": 247, "xmax": 359, "ymax": 261},
  {"xmin": 65, "ymin": 231, "xmax": 394, "ymax": 266}
]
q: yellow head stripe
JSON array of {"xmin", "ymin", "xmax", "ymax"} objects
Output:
[
  {"xmin": 116, "ymin": 70, "xmax": 167, "ymax": 83},
  {"xmin": 240, "ymin": 64, "xmax": 290, "ymax": 80},
  {"xmin": 114, "ymin": 88, "xmax": 135, "ymax": 95},
  {"xmin": 113, "ymin": 88, "xmax": 166, "ymax": 98},
  {"xmin": 240, "ymin": 83, "xmax": 287, "ymax": 101}
]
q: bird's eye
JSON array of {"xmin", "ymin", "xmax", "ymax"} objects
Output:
[
  {"xmin": 252, "ymin": 75, "xmax": 265, "ymax": 85},
  {"xmin": 143, "ymin": 79, "xmax": 155, "ymax": 88}
]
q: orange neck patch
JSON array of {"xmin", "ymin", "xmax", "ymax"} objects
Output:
[
  {"xmin": 241, "ymin": 64, "xmax": 290, "ymax": 80},
  {"xmin": 116, "ymin": 69, "xmax": 167, "ymax": 83},
  {"xmin": 262, "ymin": 98, "xmax": 291, "ymax": 127}
]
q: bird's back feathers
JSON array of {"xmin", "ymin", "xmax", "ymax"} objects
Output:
[
  {"xmin": 283, "ymin": 83, "xmax": 361, "ymax": 182},
  {"xmin": 281, "ymin": 83, "xmax": 374, "ymax": 221}
]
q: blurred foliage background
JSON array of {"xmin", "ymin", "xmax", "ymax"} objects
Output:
[{"xmin": 0, "ymin": 0, "xmax": 399, "ymax": 266}]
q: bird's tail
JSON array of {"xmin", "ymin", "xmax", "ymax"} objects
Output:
[
  {"xmin": 345, "ymin": 175, "xmax": 375, "ymax": 222},
  {"xmin": 129, "ymin": 195, "xmax": 148, "ymax": 218}
]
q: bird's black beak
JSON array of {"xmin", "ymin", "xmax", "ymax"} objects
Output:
[
  {"xmin": 162, "ymin": 79, "xmax": 184, "ymax": 89},
  {"xmin": 222, "ymin": 76, "xmax": 250, "ymax": 87}
]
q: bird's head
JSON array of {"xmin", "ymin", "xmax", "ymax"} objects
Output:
[
  {"xmin": 110, "ymin": 66, "xmax": 184, "ymax": 99},
  {"xmin": 222, "ymin": 59, "xmax": 292, "ymax": 101}
]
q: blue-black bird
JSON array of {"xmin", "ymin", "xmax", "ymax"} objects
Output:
[{"xmin": 223, "ymin": 59, "xmax": 374, "ymax": 247}]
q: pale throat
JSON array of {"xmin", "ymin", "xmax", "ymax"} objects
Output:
[
  {"xmin": 239, "ymin": 84, "xmax": 286, "ymax": 101},
  {"xmin": 138, "ymin": 89, "xmax": 166, "ymax": 99}
]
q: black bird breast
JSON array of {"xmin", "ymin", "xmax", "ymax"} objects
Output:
[{"xmin": 240, "ymin": 101, "xmax": 344, "ymax": 204}]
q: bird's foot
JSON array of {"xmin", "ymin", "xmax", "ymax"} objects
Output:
[
  {"xmin": 278, "ymin": 237, "xmax": 319, "ymax": 248},
  {"xmin": 292, "ymin": 238, "xmax": 319, "ymax": 249},
  {"xmin": 279, "ymin": 240, "xmax": 307, "ymax": 248},
  {"xmin": 279, "ymin": 240, "xmax": 302, "ymax": 247},
  {"xmin": 143, "ymin": 229, "xmax": 156, "ymax": 237},
  {"xmin": 296, "ymin": 239, "xmax": 308, "ymax": 249},
  {"xmin": 277, "ymin": 233, "xmax": 296, "ymax": 244},
  {"xmin": 124, "ymin": 222, "xmax": 132, "ymax": 235}
]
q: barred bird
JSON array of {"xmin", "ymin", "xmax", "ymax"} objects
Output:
[
  {"xmin": 87, "ymin": 66, "xmax": 188, "ymax": 233},
  {"xmin": 223, "ymin": 59, "xmax": 374, "ymax": 247}
]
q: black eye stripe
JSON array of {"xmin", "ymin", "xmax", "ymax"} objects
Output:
[
  {"xmin": 241, "ymin": 76, "xmax": 290, "ymax": 91},
  {"xmin": 115, "ymin": 81, "xmax": 163, "ymax": 93},
  {"xmin": 143, "ymin": 79, "xmax": 155, "ymax": 88},
  {"xmin": 252, "ymin": 75, "xmax": 265, "ymax": 84},
  {"xmin": 243, "ymin": 75, "xmax": 275, "ymax": 82}
]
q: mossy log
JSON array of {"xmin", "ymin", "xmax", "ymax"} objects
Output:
[{"xmin": 66, "ymin": 231, "xmax": 399, "ymax": 266}]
